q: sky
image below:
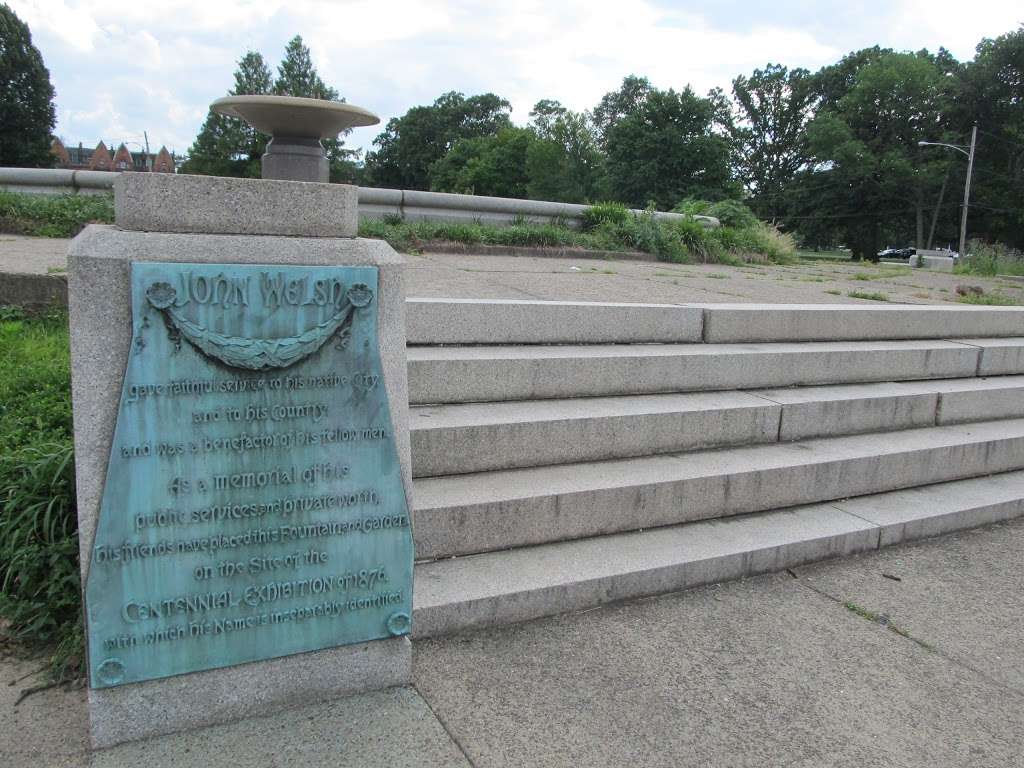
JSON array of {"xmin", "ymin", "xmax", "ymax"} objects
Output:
[{"xmin": 9, "ymin": 0, "xmax": 1023, "ymax": 159}]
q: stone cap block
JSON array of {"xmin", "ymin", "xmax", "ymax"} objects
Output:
[{"xmin": 114, "ymin": 172, "xmax": 357, "ymax": 237}]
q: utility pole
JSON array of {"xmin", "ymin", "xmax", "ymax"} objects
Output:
[
  {"xmin": 918, "ymin": 125, "xmax": 978, "ymax": 257},
  {"xmin": 927, "ymin": 166, "xmax": 949, "ymax": 250},
  {"xmin": 958, "ymin": 124, "xmax": 977, "ymax": 258}
]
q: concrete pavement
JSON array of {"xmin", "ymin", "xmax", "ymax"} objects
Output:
[
  {"xmin": 3, "ymin": 516, "xmax": 1022, "ymax": 767},
  {"xmin": 4, "ymin": 234, "xmax": 1024, "ymax": 306}
]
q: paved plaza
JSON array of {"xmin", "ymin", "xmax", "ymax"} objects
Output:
[
  {"xmin": 3, "ymin": 234, "xmax": 1023, "ymax": 766},
  {"xmin": 3, "ymin": 516, "xmax": 1022, "ymax": 767},
  {"xmin": 3, "ymin": 234, "xmax": 1023, "ymax": 306}
]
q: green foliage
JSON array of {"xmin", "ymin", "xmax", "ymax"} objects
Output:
[
  {"xmin": 604, "ymin": 85, "xmax": 738, "ymax": 208},
  {"xmin": 670, "ymin": 216, "xmax": 723, "ymax": 263},
  {"xmin": 958, "ymin": 28, "xmax": 1024, "ymax": 248},
  {"xmin": 363, "ymin": 91, "xmax": 513, "ymax": 190},
  {"xmin": 673, "ymin": 198, "xmax": 714, "ymax": 216},
  {"xmin": 708, "ymin": 199, "xmax": 759, "ymax": 229},
  {"xmin": 0, "ymin": 312, "xmax": 80, "ymax": 676},
  {"xmin": 0, "ymin": 4, "xmax": 56, "ymax": 167},
  {"xmin": 183, "ymin": 37, "xmax": 357, "ymax": 182},
  {"xmin": 957, "ymin": 291, "xmax": 1019, "ymax": 305},
  {"xmin": 847, "ymin": 290, "xmax": 890, "ymax": 301},
  {"xmin": 592, "ymin": 75, "xmax": 655, "ymax": 145},
  {"xmin": 182, "ymin": 51, "xmax": 273, "ymax": 179},
  {"xmin": 429, "ymin": 127, "xmax": 535, "ymax": 198},
  {"xmin": 956, "ymin": 240, "xmax": 1024, "ymax": 276},
  {"xmin": 729, "ymin": 64, "xmax": 817, "ymax": 219},
  {"xmin": 793, "ymin": 50, "xmax": 957, "ymax": 259},
  {"xmin": 0, "ymin": 191, "xmax": 113, "ymax": 237},
  {"xmin": 677, "ymin": 199, "xmax": 759, "ymax": 229},
  {"xmin": 358, "ymin": 211, "xmax": 788, "ymax": 266},
  {"xmin": 581, "ymin": 201, "xmax": 630, "ymax": 230},
  {"xmin": 526, "ymin": 102, "xmax": 607, "ymax": 203}
]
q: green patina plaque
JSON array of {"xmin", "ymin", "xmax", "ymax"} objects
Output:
[{"xmin": 84, "ymin": 262, "xmax": 413, "ymax": 689}]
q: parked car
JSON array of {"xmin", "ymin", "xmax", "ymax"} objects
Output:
[{"xmin": 876, "ymin": 246, "xmax": 917, "ymax": 260}]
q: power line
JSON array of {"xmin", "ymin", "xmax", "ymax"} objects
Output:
[
  {"xmin": 777, "ymin": 201, "xmax": 962, "ymax": 221},
  {"xmin": 978, "ymin": 129, "xmax": 1024, "ymax": 152}
]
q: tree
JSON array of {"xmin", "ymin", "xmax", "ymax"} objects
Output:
[
  {"xmin": 729, "ymin": 64, "xmax": 817, "ymax": 219},
  {"xmin": 182, "ymin": 51, "xmax": 272, "ymax": 178},
  {"xmin": 799, "ymin": 51, "xmax": 956, "ymax": 259},
  {"xmin": 0, "ymin": 4, "xmax": 56, "ymax": 167},
  {"xmin": 183, "ymin": 37, "xmax": 357, "ymax": 182},
  {"xmin": 273, "ymin": 35, "xmax": 356, "ymax": 181},
  {"xmin": 592, "ymin": 75, "xmax": 653, "ymax": 146},
  {"xmin": 363, "ymin": 91, "xmax": 512, "ymax": 189},
  {"xmin": 429, "ymin": 126, "xmax": 535, "ymax": 198},
  {"xmin": 956, "ymin": 27, "xmax": 1024, "ymax": 247},
  {"xmin": 604, "ymin": 85, "xmax": 737, "ymax": 209},
  {"xmin": 525, "ymin": 100, "xmax": 607, "ymax": 202},
  {"xmin": 274, "ymin": 35, "xmax": 335, "ymax": 99}
]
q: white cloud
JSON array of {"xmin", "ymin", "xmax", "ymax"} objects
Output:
[{"xmin": 8, "ymin": 0, "xmax": 1023, "ymax": 156}]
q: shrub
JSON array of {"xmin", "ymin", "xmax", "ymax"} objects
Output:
[
  {"xmin": 672, "ymin": 198, "xmax": 714, "ymax": 217},
  {"xmin": 0, "ymin": 312, "xmax": 81, "ymax": 677},
  {"xmin": 581, "ymin": 201, "xmax": 630, "ymax": 231},
  {"xmin": 0, "ymin": 191, "xmax": 114, "ymax": 237},
  {"xmin": 672, "ymin": 217, "xmax": 722, "ymax": 263},
  {"xmin": 955, "ymin": 240, "xmax": 1024, "ymax": 277},
  {"xmin": 358, "ymin": 204, "xmax": 793, "ymax": 265},
  {"xmin": 848, "ymin": 290, "xmax": 889, "ymax": 301},
  {"xmin": 708, "ymin": 199, "xmax": 758, "ymax": 229}
]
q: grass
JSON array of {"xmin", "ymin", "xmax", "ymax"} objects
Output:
[
  {"xmin": 0, "ymin": 191, "xmax": 113, "ymax": 237},
  {"xmin": 852, "ymin": 267, "xmax": 912, "ymax": 281},
  {"xmin": 847, "ymin": 290, "xmax": 890, "ymax": 302},
  {"xmin": 954, "ymin": 240, "xmax": 1024, "ymax": 277},
  {"xmin": 824, "ymin": 289, "xmax": 842, "ymax": 295},
  {"xmin": 358, "ymin": 211, "xmax": 796, "ymax": 266},
  {"xmin": 0, "ymin": 189, "xmax": 796, "ymax": 266},
  {"xmin": 0, "ymin": 308, "xmax": 81, "ymax": 680},
  {"xmin": 957, "ymin": 292, "xmax": 1019, "ymax": 306},
  {"xmin": 797, "ymin": 249, "xmax": 852, "ymax": 262},
  {"xmin": 843, "ymin": 601, "xmax": 933, "ymax": 651}
]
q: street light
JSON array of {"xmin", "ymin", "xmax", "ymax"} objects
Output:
[{"xmin": 918, "ymin": 125, "xmax": 977, "ymax": 258}]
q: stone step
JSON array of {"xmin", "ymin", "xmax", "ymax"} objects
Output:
[
  {"xmin": 410, "ymin": 377, "xmax": 1024, "ymax": 477},
  {"xmin": 412, "ymin": 418, "xmax": 1024, "ymax": 559},
  {"xmin": 404, "ymin": 299, "xmax": 1024, "ymax": 346},
  {"xmin": 699, "ymin": 304, "xmax": 1024, "ymax": 343},
  {"xmin": 412, "ymin": 471, "xmax": 1024, "ymax": 638},
  {"xmin": 406, "ymin": 339, "xmax": 1013, "ymax": 404},
  {"xmin": 405, "ymin": 298, "xmax": 703, "ymax": 345}
]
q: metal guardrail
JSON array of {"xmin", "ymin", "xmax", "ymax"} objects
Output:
[{"xmin": 0, "ymin": 168, "xmax": 718, "ymax": 228}]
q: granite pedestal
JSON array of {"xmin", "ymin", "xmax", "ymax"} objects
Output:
[{"xmin": 69, "ymin": 173, "xmax": 412, "ymax": 749}]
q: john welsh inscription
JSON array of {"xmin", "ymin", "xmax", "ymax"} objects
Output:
[{"xmin": 85, "ymin": 263, "xmax": 413, "ymax": 689}]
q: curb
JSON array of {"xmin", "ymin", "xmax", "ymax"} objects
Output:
[
  {"xmin": 0, "ymin": 271, "xmax": 67, "ymax": 312},
  {"xmin": 416, "ymin": 241, "xmax": 656, "ymax": 262}
]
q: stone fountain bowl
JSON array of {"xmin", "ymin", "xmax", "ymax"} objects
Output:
[{"xmin": 211, "ymin": 95, "xmax": 380, "ymax": 139}]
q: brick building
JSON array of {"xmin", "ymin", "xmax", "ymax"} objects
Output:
[{"xmin": 50, "ymin": 138, "xmax": 177, "ymax": 172}]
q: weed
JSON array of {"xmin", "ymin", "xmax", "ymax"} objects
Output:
[
  {"xmin": 824, "ymin": 290, "xmax": 842, "ymax": 295},
  {"xmin": 0, "ymin": 191, "xmax": 114, "ymax": 238},
  {"xmin": 0, "ymin": 312, "xmax": 81, "ymax": 678},
  {"xmin": 957, "ymin": 292, "xmax": 1019, "ymax": 306},
  {"xmin": 955, "ymin": 240, "xmax": 1024, "ymax": 277},
  {"xmin": 847, "ymin": 290, "xmax": 890, "ymax": 302},
  {"xmin": 843, "ymin": 602, "xmax": 933, "ymax": 651}
]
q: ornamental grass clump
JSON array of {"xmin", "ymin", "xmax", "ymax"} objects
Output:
[
  {"xmin": 0, "ymin": 191, "xmax": 114, "ymax": 238},
  {"xmin": 0, "ymin": 310, "xmax": 81, "ymax": 678}
]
